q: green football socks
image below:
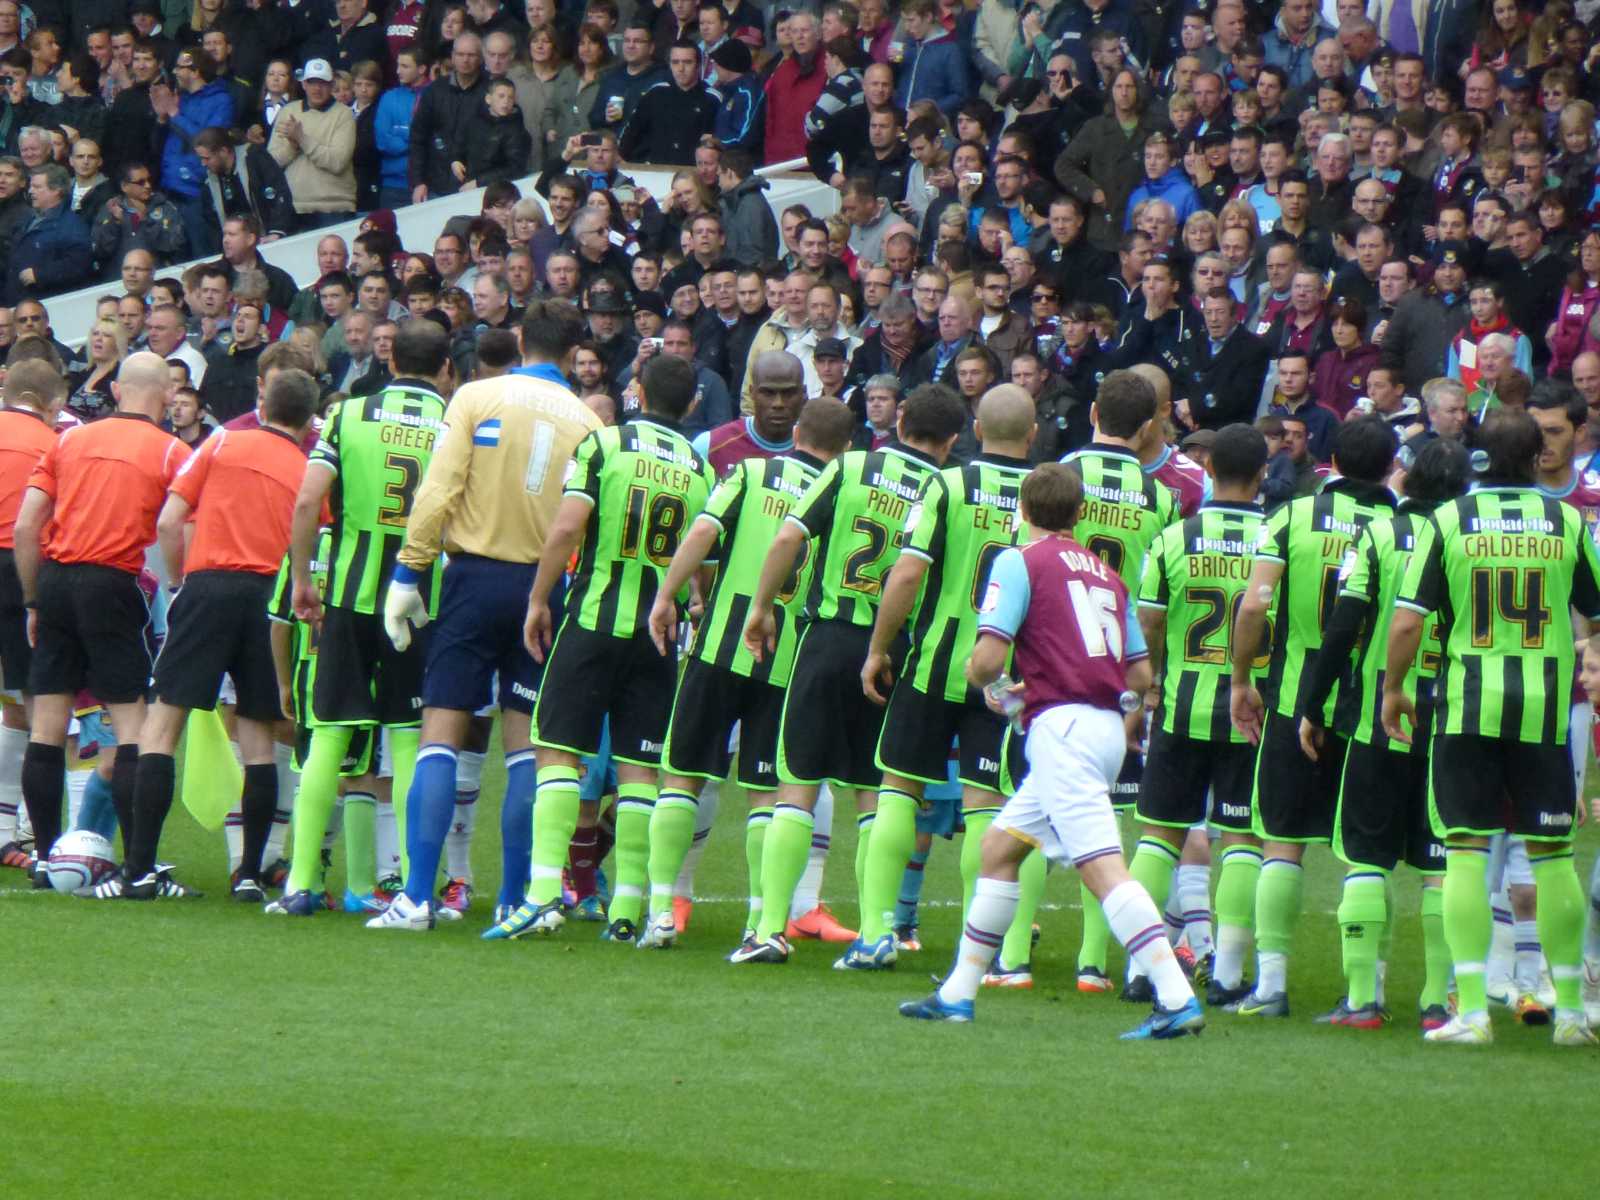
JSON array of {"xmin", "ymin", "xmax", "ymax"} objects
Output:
[
  {"xmin": 1078, "ymin": 883, "xmax": 1109, "ymax": 973},
  {"xmin": 287, "ymin": 726, "xmax": 353, "ymax": 894},
  {"xmin": 1254, "ymin": 857, "xmax": 1304, "ymax": 996},
  {"xmin": 999, "ymin": 849, "xmax": 1045, "ymax": 971},
  {"xmin": 1419, "ymin": 881, "xmax": 1449, "ymax": 1009},
  {"xmin": 960, "ymin": 807, "xmax": 998, "ymax": 917},
  {"xmin": 1129, "ymin": 837, "xmax": 1181, "ymax": 920},
  {"xmin": 647, "ymin": 787, "xmax": 699, "ymax": 919},
  {"xmin": 1337, "ymin": 870, "xmax": 1388, "ymax": 1009},
  {"xmin": 1530, "ymin": 848, "xmax": 1586, "ymax": 1014},
  {"xmin": 1213, "ymin": 844, "xmax": 1263, "ymax": 986},
  {"xmin": 861, "ymin": 788, "xmax": 916, "ymax": 942},
  {"xmin": 744, "ymin": 804, "xmax": 772, "ymax": 932},
  {"xmin": 387, "ymin": 727, "xmax": 419, "ymax": 879},
  {"xmin": 529, "ymin": 764, "xmax": 581, "ymax": 905},
  {"xmin": 609, "ymin": 781, "xmax": 656, "ymax": 925},
  {"xmin": 1442, "ymin": 845, "xmax": 1492, "ymax": 1014},
  {"xmin": 756, "ymin": 804, "xmax": 813, "ymax": 941},
  {"xmin": 342, "ymin": 791, "xmax": 377, "ymax": 896}
]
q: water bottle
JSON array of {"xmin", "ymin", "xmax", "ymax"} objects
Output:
[{"xmin": 985, "ymin": 674, "xmax": 1025, "ymax": 732}]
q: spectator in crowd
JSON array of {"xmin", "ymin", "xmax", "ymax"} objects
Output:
[
  {"xmin": 194, "ymin": 126, "xmax": 296, "ymax": 243},
  {"xmin": 268, "ymin": 58, "xmax": 358, "ymax": 228},
  {"xmin": 90, "ymin": 160, "xmax": 187, "ymax": 273},
  {"xmin": 589, "ymin": 19, "xmax": 666, "ymax": 132},
  {"xmin": 6, "ymin": 163, "xmax": 92, "ymax": 303},
  {"xmin": 619, "ymin": 40, "xmax": 719, "ymax": 166},
  {"xmin": 152, "ymin": 47, "xmax": 236, "ymax": 252},
  {"xmin": 409, "ymin": 32, "xmax": 486, "ymax": 202}
]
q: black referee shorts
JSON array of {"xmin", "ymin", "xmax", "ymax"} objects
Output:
[
  {"xmin": 1250, "ymin": 708, "xmax": 1347, "ymax": 844},
  {"xmin": 533, "ymin": 622, "xmax": 677, "ymax": 766},
  {"xmin": 1334, "ymin": 738, "xmax": 1442, "ymax": 872},
  {"xmin": 661, "ymin": 656, "xmax": 784, "ymax": 790},
  {"xmin": 875, "ymin": 681, "xmax": 1005, "ymax": 793},
  {"xmin": 29, "ymin": 561, "xmax": 152, "ymax": 704},
  {"xmin": 778, "ymin": 619, "xmax": 890, "ymax": 790},
  {"xmin": 1138, "ymin": 725, "xmax": 1257, "ymax": 834},
  {"xmin": 152, "ymin": 570, "xmax": 280, "ymax": 721},
  {"xmin": 1428, "ymin": 733, "xmax": 1578, "ymax": 843},
  {"xmin": 313, "ymin": 606, "xmax": 425, "ymax": 728},
  {"xmin": 0, "ymin": 549, "xmax": 30, "ymax": 693}
]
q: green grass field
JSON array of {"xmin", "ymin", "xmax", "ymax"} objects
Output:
[{"xmin": 5, "ymin": 747, "xmax": 1599, "ymax": 1197}]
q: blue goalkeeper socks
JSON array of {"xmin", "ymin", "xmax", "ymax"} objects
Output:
[
  {"xmin": 75, "ymin": 770, "xmax": 118, "ymax": 841},
  {"xmin": 402, "ymin": 744, "xmax": 457, "ymax": 907},
  {"xmin": 498, "ymin": 749, "xmax": 536, "ymax": 909}
]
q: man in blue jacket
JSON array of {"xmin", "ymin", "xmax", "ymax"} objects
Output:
[
  {"xmin": 892, "ymin": 0, "xmax": 966, "ymax": 117},
  {"xmin": 708, "ymin": 38, "xmax": 763, "ymax": 155},
  {"xmin": 374, "ymin": 47, "xmax": 427, "ymax": 209},
  {"xmin": 6, "ymin": 163, "xmax": 91, "ymax": 304},
  {"xmin": 152, "ymin": 46, "xmax": 235, "ymax": 256},
  {"xmin": 1124, "ymin": 133, "xmax": 1199, "ymax": 229}
]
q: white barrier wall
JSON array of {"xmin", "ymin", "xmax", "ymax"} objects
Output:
[{"xmin": 40, "ymin": 161, "xmax": 839, "ymax": 346}]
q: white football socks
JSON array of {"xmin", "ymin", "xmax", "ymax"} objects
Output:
[
  {"xmin": 790, "ymin": 782, "xmax": 833, "ymax": 917},
  {"xmin": 446, "ymin": 749, "xmax": 484, "ymax": 883},
  {"xmin": 938, "ymin": 876, "xmax": 1020, "ymax": 1006},
  {"xmin": 1104, "ymin": 880, "xmax": 1195, "ymax": 1010},
  {"xmin": 0, "ymin": 722, "xmax": 27, "ymax": 843}
]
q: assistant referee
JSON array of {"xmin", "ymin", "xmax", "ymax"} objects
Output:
[{"xmin": 372, "ymin": 300, "xmax": 602, "ymax": 932}]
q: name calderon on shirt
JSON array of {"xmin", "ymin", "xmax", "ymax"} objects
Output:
[{"xmin": 1463, "ymin": 516, "xmax": 1564, "ymax": 560}]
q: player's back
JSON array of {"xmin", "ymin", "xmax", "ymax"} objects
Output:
[
  {"xmin": 692, "ymin": 452, "xmax": 823, "ymax": 684},
  {"xmin": 315, "ymin": 382, "xmax": 448, "ymax": 612},
  {"xmin": 791, "ymin": 444, "xmax": 943, "ymax": 627},
  {"xmin": 1143, "ymin": 500, "xmax": 1267, "ymax": 742},
  {"xmin": 423, "ymin": 373, "xmax": 600, "ymax": 566},
  {"xmin": 1339, "ymin": 507, "xmax": 1440, "ymax": 748},
  {"xmin": 1062, "ymin": 443, "xmax": 1178, "ymax": 589},
  {"xmin": 1257, "ymin": 477, "xmax": 1395, "ymax": 721},
  {"xmin": 903, "ymin": 454, "xmax": 1029, "ymax": 702},
  {"xmin": 566, "ymin": 415, "xmax": 715, "ymax": 639},
  {"xmin": 1146, "ymin": 443, "xmax": 1207, "ymax": 518},
  {"xmin": 1405, "ymin": 486, "xmax": 1599, "ymax": 743},
  {"xmin": 0, "ymin": 407, "xmax": 55, "ymax": 548},
  {"xmin": 31, "ymin": 413, "xmax": 189, "ymax": 574},
  {"xmin": 994, "ymin": 534, "xmax": 1133, "ymax": 725}
]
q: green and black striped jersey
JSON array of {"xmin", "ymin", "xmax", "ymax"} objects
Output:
[
  {"xmin": 787, "ymin": 443, "xmax": 941, "ymax": 627},
  {"xmin": 1255, "ymin": 478, "xmax": 1396, "ymax": 722},
  {"xmin": 563, "ymin": 416, "xmax": 716, "ymax": 640},
  {"xmin": 1139, "ymin": 501, "xmax": 1268, "ymax": 742},
  {"xmin": 1336, "ymin": 507, "xmax": 1443, "ymax": 748},
  {"xmin": 1399, "ymin": 486, "xmax": 1600, "ymax": 743},
  {"xmin": 267, "ymin": 529, "xmax": 332, "ymax": 726},
  {"xmin": 1061, "ymin": 443, "xmax": 1179, "ymax": 590},
  {"xmin": 690, "ymin": 451, "xmax": 825, "ymax": 686},
  {"xmin": 900, "ymin": 454, "xmax": 1030, "ymax": 702},
  {"xmin": 310, "ymin": 380, "xmax": 447, "ymax": 614}
]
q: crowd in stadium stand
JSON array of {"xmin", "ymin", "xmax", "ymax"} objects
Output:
[{"xmin": 0, "ymin": 0, "xmax": 1595, "ymax": 466}]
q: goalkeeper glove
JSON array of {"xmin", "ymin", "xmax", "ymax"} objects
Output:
[{"xmin": 382, "ymin": 579, "xmax": 429, "ymax": 651}]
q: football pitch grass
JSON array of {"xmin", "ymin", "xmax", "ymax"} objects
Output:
[{"xmin": 5, "ymin": 752, "xmax": 1598, "ymax": 1197}]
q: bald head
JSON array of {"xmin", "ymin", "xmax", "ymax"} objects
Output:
[
  {"xmin": 752, "ymin": 349, "xmax": 803, "ymax": 389},
  {"xmin": 1128, "ymin": 362, "xmax": 1172, "ymax": 410},
  {"xmin": 115, "ymin": 350, "xmax": 173, "ymax": 418},
  {"xmin": 975, "ymin": 384, "xmax": 1038, "ymax": 448}
]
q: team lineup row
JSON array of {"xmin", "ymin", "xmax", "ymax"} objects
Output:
[{"xmin": 6, "ymin": 302, "xmax": 1599, "ymax": 1048}]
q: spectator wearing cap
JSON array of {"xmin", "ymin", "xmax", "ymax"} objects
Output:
[
  {"xmin": 301, "ymin": 0, "xmax": 389, "ymax": 79},
  {"xmin": 764, "ymin": 10, "xmax": 827, "ymax": 165},
  {"xmin": 268, "ymin": 58, "xmax": 357, "ymax": 228},
  {"xmin": 619, "ymin": 40, "xmax": 719, "ymax": 166},
  {"xmin": 151, "ymin": 46, "xmax": 235, "ymax": 249},
  {"xmin": 409, "ymin": 32, "xmax": 488, "ymax": 202},
  {"xmin": 585, "ymin": 278, "xmax": 640, "ymax": 378},
  {"xmin": 811, "ymin": 335, "xmax": 851, "ymax": 401},
  {"xmin": 633, "ymin": 289, "xmax": 668, "ymax": 341},
  {"xmin": 708, "ymin": 37, "xmax": 764, "ymax": 156},
  {"xmin": 1382, "ymin": 238, "xmax": 1471, "ymax": 394}
]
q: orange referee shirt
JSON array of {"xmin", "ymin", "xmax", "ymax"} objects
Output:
[
  {"xmin": 0, "ymin": 407, "xmax": 56, "ymax": 549},
  {"xmin": 168, "ymin": 425, "xmax": 308, "ymax": 576},
  {"xmin": 27, "ymin": 413, "xmax": 190, "ymax": 575}
]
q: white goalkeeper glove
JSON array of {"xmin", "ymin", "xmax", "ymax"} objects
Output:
[{"xmin": 383, "ymin": 579, "xmax": 429, "ymax": 651}]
